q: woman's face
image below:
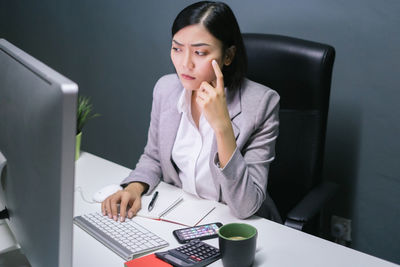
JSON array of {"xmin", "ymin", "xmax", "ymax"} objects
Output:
[{"xmin": 171, "ymin": 24, "xmax": 225, "ymax": 91}]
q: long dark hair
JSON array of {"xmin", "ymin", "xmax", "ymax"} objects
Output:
[{"xmin": 172, "ymin": 1, "xmax": 247, "ymax": 91}]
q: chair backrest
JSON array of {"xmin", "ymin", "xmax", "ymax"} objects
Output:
[{"xmin": 242, "ymin": 33, "xmax": 335, "ymax": 220}]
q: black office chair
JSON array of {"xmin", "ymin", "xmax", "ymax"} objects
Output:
[{"xmin": 243, "ymin": 33, "xmax": 337, "ymax": 235}]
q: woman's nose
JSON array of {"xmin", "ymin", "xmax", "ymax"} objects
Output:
[{"xmin": 183, "ymin": 51, "xmax": 194, "ymax": 70}]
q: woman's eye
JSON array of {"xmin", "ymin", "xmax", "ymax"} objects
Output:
[{"xmin": 195, "ymin": 51, "xmax": 207, "ymax": 56}]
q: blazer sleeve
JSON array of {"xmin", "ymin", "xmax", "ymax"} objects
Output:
[
  {"xmin": 212, "ymin": 89, "xmax": 280, "ymax": 219},
  {"xmin": 120, "ymin": 79, "xmax": 163, "ymax": 194}
]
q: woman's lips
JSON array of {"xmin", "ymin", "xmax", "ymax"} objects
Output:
[{"xmin": 181, "ymin": 74, "xmax": 195, "ymax": 80}]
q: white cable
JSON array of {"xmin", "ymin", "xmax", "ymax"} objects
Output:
[{"xmin": 75, "ymin": 186, "xmax": 96, "ymax": 204}]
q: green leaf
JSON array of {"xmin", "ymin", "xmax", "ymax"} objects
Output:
[{"xmin": 76, "ymin": 96, "xmax": 100, "ymax": 134}]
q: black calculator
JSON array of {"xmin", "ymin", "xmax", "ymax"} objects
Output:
[{"xmin": 155, "ymin": 239, "xmax": 221, "ymax": 267}]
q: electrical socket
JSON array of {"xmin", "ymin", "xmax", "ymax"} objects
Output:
[{"xmin": 331, "ymin": 215, "xmax": 352, "ymax": 242}]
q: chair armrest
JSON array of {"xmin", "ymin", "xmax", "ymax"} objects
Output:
[{"xmin": 284, "ymin": 181, "xmax": 338, "ymax": 230}]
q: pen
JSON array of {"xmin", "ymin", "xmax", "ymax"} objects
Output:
[
  {"xmin": 147, "ymin": 191, "xmax": 159, "ymax": 212},
  {"xmin": 158, "ymin": 196, "xmax": 183, "ymax": 218},
  {"xmin": 194, "ymin": 206, "xmax": 216, "ymax": 226}
]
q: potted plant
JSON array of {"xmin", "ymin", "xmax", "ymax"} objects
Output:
[{"xmin": 76, "ymin": 96, "xmax": 100, "ymax": 160}]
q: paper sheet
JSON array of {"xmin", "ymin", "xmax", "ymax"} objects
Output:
[{"xmin": 137, "ymin": 183, "xmax": 217, "ymax": 227}]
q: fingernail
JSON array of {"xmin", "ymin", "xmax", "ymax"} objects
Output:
[
  {"xmin": 113, "ymin": 215, "xmax": 117, "ymax": 221},
  {"xmin": 212, "ymin": 59, "xmax": 217, "ymax": 65},
  {"xmin": 120, "ymin": 217, "xmax": 125, "ymax": 222},
  {"xmin": 128, "ymin": 211, "xmax": 133, "ymax": 218},
  {"xmin": 108, "ymin": 214, "xmax": 112, "ymax": 219}
]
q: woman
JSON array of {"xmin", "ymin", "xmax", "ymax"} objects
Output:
[{"xmin": 102, "ymin": 1, "xmax": 280, "ymax": 222}]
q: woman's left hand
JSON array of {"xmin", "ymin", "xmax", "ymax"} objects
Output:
[{"xmin": 196, "ymin": 60, "xmax": 231, "ymax": 132}]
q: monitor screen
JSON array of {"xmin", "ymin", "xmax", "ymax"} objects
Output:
[{"xmin": 0, "ymin": 39, "xmax": 77, "ymax": 267}]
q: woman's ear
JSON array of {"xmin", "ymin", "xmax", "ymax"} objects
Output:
[{"xmin": 224, "ymin": 46, "xmax": 236, "ymax": 66}]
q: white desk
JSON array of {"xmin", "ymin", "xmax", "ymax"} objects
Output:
[{"xmin": 73, "ymin": 152, "xmax": 398, "ymax": 267}]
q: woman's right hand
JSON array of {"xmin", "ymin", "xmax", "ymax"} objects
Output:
[{"xmin": 101, "ymin": 182, "xmax": 148, "ymax": 222}]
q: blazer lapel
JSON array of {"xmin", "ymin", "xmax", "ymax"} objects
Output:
[
  {"xmin": 226, "ymin": 87, "xmax": 241, "ymax": 139},
  {"xmin": 159, "ymin": 91, "xmax": 182, "ymax": 185}
]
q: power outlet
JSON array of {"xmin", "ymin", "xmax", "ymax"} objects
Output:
[{"xmin": 331, "ymin": 215, "xmax": 352, "ymax": 242}]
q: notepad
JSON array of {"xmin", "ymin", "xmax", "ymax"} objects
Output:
[
  {"xmin": 137, "ymin": 182, "xmax": 217, "ymax": 227},
  {"xmin": 124, "ymin": 253, "xmax": 172, "ymax": 267}
]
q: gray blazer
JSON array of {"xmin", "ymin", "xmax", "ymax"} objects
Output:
[{"xmin": 122, "ymin": 74, "xmax": 281, "ymax": 220}]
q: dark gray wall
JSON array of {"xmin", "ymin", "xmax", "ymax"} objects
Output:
[{"xmin": 1, "ymin": 0, "xmax": 399, "ymax": 264}]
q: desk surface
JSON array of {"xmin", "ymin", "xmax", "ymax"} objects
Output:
[{"xmin": 73, "ymin": 152, "xmax": 398, "ymax": 267}]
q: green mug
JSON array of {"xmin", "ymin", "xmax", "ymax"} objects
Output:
[{"xmin": 218, "ymin": 223, "xmax": 258, "ymax": 267}]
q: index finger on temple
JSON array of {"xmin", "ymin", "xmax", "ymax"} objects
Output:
[{"xmin": 212, "ymin": 59, "xmax": 224, "ymax": 89}]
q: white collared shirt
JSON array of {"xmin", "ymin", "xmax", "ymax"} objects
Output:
[{"xmin": 171, "ymin": 89, "xmax": 218, "ymax": 201}]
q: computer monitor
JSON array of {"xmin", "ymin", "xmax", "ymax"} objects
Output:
[{"xmin": 0, "ymin": 39, "xmax": 77, "ymax": 267}]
